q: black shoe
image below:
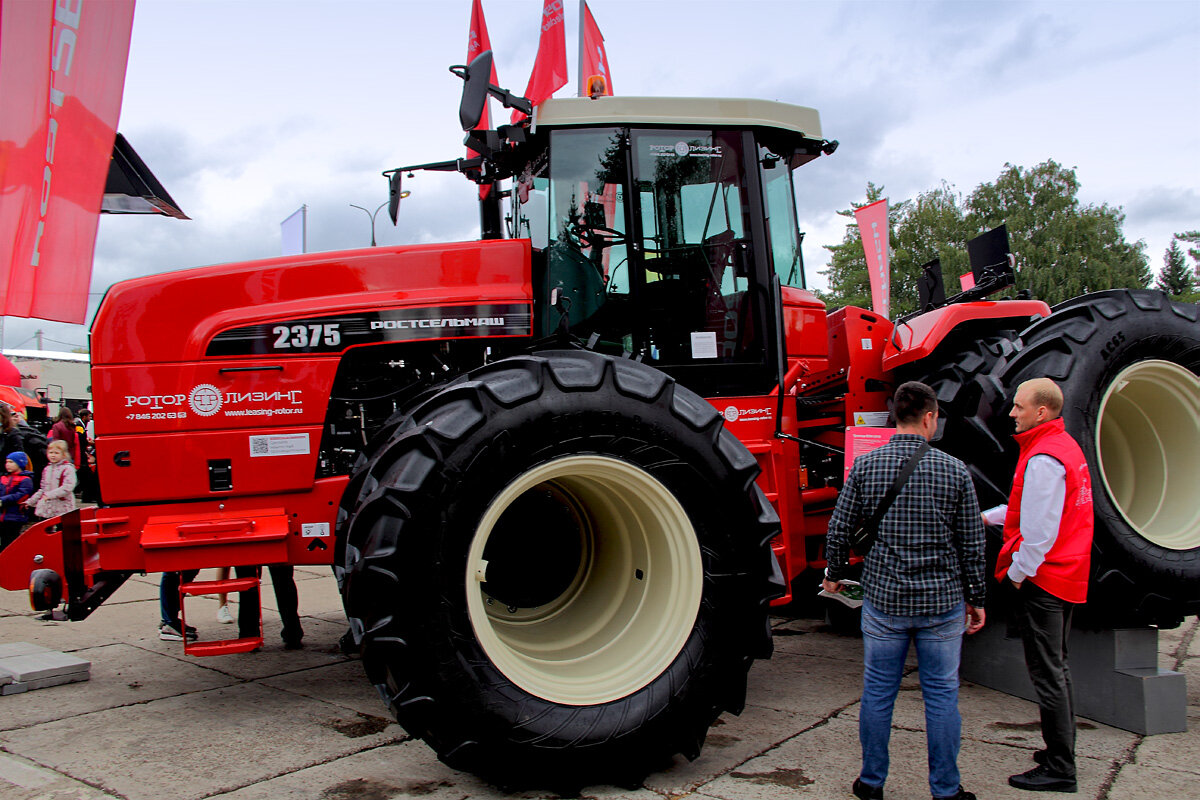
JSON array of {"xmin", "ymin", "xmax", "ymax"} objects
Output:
[
  {"xmin": 934, "ymin": 787, "xmax": 976, "ymax": 800},
  {"xmin": 1008, "ymin": 765, "xmax": 1077, "ymax": 793},
  {"xmin": 283, "ymin": 637, "xmax": 304, "ymax": 650},
  {"xmin": 1033, "ymin": 749, "xmax": 1049, "ymax": 766},
  {"xmin": 853, "ymin": 778, "xmax": 884, "ymax": 800}
]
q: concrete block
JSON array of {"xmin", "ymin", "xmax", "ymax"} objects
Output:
[
  {"xmin": 2, "ymin": 674, "xmax": 92, "ymax": 696},
  {"xmin": 18, "ymin": 670, "xmax": 91, "ymax": 691},
  {"xmin": 962, "ymin": 621, "xmax": 1188, "ymax": 734},
  {"xmin": 0, "ymin": 642, "xmax": 50, "ymax": 659},
  {"xmin": 0, "ymin": 651, "xmax": 91, "ymax": 681}
]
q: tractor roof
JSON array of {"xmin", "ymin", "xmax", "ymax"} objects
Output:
[{"xmin": 533, "ymin": 97, "xmax": 822, "ymax": 140}]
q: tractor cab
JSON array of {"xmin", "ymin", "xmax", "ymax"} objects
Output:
[
  {"xmin": 508, "ymin": 98, "xmax": 830, "ymax": 396},
  {"xmin": 394, "ymin": 51, "xmax": 837, "ymax": 397}
]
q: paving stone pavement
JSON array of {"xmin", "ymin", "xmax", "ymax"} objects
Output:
[{"xmin": 0, "ymin": 567, "xmax": 1194, "ymax": 800}]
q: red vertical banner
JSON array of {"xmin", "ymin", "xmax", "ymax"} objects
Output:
[
  {"xmin": 854, "ymin": 198, "xmax": 890, "ymax": 319},
  {"xmin": 579, "ymin": 1, "xmax": 612, "ymax": 97},
  {"xmin": 0, "ymin": 0, "xmax": 137, "ymax": 324},
  {"xmin": 513, "ymin": 0, "xmax": 567, "ymax": 122}
]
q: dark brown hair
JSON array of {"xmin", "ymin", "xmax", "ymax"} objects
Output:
[{"xmin": 893, "ymin": 381, "xmax": 938, "ymax": 426}]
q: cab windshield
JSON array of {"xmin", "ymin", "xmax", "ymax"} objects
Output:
[{"xmin": 513, "ymin": 125, "xmax": 808, "ymax": 394}]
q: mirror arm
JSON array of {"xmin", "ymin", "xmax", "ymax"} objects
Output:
[
  {"xmin": 383, "ymin": 159, "xmax": 462, "ymax": 175},
  {"xmin": 487, "ymin": 85, "xmax": 533, "ymax": 116}
]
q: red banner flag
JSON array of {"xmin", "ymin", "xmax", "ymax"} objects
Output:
[
  {"xmin": 0, "ymin": 0, "xmax": 136, "ymax": 324},
  {"xmin": 854, "ymin": 199, "xmax": 891, "ymax": 319},
  {"xmin": 579, "ymin": 1, "xmax": 612, "ymax": 97},
  {"xmin": 513, "ymin": 0, "xmax": 567, "ymax": 122}
]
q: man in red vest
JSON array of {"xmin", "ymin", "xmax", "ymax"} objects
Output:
[{"xmin": 982, "ymin": 378, "xmax": 1093, "ymax": 793}]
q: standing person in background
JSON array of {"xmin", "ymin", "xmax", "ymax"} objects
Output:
[
  {"xmin": 824, "ymin": 381, "xmax": 986, "ymax": 800},
  {"xmin": 234, "ymin": 564, "xmax": 304, "ymax": 649},
  {"xmin": 23, "ymin": 439, "xmax": 76, "ymax": 520},
  {"xmin": 982, "ymin": 378, "xmax": 1093, "ymax": 794},
  {"xmin": 3, "ymin": 407, "xmax": 47, "ymax": 491},
  {"xmin": 0, "ymin": 405, "xmax": 23, "ymax": 458},
  {"xmin": 75, "ymin": 409, "xmax": 98, "ymax": 502},
  {"xmin": 1, "ymin": 452, "xmax": 34, "ymax": 551},
  {"xmin": 48, "ymin": 408, "xmax": 79, "ymax": 468},
  {"xmin": 214, "ymin": 566, "xmax": 234, "ymax": 624},
  {"xmin": 159, "ymin": 570, "xmax": 200, "ymax": 641}
]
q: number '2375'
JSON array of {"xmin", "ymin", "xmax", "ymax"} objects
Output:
[{"xmin": 273, "ymin": 324, "xmax": 341, "ymax": 349}]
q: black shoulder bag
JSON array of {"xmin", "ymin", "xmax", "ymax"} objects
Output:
[{"xmin": 849, "ymin": 441, "xmax": 931, "ymax": 555}]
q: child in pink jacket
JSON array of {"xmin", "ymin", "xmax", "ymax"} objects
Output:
[{"xmin": 25, "ymin": 439, "xmax": 77, "ymax": 520}]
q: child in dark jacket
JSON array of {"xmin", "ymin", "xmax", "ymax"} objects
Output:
[{"xmin": 1, "ymin": 451, "xmax": 34, "ymax": 551}]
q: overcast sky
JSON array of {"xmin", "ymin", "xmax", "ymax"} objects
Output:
[{"xmin": 3, "ymin": 0, "xmax": 1198, "ymax": 352}]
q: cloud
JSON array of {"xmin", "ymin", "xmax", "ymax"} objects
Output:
[
  {"xmin": 1123, "ymin": 187, "xmax": 1200, "ymax": 231},
  {"xmin": 6, "ymin": 1, "xmax": 1197, "ymax": 354}
]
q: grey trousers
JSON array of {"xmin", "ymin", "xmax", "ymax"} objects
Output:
[{"xmin": 1015, "ymin": 580, "xmax": 1076, "ymax": 777}]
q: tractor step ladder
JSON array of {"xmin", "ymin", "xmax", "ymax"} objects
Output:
[{"xmin": 179, "ymin": 576, "xmax": 263, "ymax": 655}]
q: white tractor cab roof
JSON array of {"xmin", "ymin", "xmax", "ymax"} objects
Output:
[{"xmin": 532, "ymin": 96, "xmax": 823, "ymax": 141}]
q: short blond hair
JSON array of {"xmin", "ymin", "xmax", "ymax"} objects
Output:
[
  {"xmin": 47, "ymin": 439, "xmax": 70, "ymax": 456},
  {"xmin": 1020, "ymin": 378, "xmax": 1063, "ymax": 417}
]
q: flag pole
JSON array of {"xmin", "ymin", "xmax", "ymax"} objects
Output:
[{"xmin": 577, "ymin": 0, "xmax": 586, "ymax": 96}]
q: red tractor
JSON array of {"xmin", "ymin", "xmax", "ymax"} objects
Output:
[{"xmin": 2, "ymin": 53, "xmax": 1197, "ymax": 787}]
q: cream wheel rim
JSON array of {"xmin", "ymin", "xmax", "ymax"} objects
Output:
[
  {"xmin": 466, "ymin": 455, "xmax": 703, "ymax": 705},
  {"xmin": 1095, "ymin": 359, "xmax": 1200, "ymax": 550}
]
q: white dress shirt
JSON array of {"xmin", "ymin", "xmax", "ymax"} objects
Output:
[{"xmin": 981, "ymin": 454, "xmax": 1066, "ymax": 584}]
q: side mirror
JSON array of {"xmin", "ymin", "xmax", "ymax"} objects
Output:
[
  {"xmin": 388, "ymin": 171, "xmax": 403, "ymax": 224},
  {"xmin": 457, "ymin": 50, "xmax": 493, "ymax": 132}
]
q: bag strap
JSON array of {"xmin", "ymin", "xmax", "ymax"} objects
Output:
[{"xmin": 861, "ymin": 441, "xmax": 931, "ymax": 534}]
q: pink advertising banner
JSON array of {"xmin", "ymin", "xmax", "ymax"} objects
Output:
[
  {"xmin": 854, "ymin": 198, "xmax": 890, "ymax": 319},
  {"xmin": 844, "ymin": 426, "xmax": 897, "ymax": 481}
]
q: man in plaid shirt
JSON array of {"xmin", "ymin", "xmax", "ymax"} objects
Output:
[{"xmin": 824, "ymin": 381, "xmax": 987, "ymax": 800}]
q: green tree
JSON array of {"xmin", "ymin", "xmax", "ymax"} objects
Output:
[
  {"xmin": 890, "ymin": 182, "xmax": 975, "ymax": 313},
  {"xmin": 1176, "ymin": 230, "xmax": 1200, "ymax": 264},
  {"xmin": 819, "ymin": 161, "xmax": 1152, "ymax": 316},
  {"xmin": 817, "ymin": 182, "xmax": 904, "ymax": 313},
  {"xmin": 966, "ymin": 161, "xmax": 1149, "ymax": 304},
  {"xmin": 1156, "ymin": 240, "xmax": 1195, "ymax": 296}
]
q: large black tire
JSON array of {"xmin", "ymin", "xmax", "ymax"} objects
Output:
[
  {"xmin": 337, "ymin": 350, "xmax": 782, "ymax": 787},
  {"xmin": 981, "ymin": 290, "xmax": 1200, "ymax": 626},
  {"xmin": 901, "ymin": 327, "xmax": 1022, "ymax": 510}
]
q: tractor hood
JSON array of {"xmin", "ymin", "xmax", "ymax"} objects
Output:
[{"xmin": 91, "ymin": 239, "xmax": 532, "ymax": 366}]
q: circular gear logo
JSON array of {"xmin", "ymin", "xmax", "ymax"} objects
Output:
[
  {"xmin": 674, "ymin": 141, "xmax": 691, "ymax": 157},
  {"xmin": 723, "ymin": 405, "xmax": 739, "ymax": 422},
  {"xmin": 189, "ymin": 384, "xmax": 223, "ymax": 416}
]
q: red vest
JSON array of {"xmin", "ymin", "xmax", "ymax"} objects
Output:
[{"xmin": 996, "ymin": 417, "xmax": 1093, "ymax": 603}]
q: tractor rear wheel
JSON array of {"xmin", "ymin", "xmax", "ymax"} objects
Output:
[
  {"xmin": 338, "ymin": 350, "xmax": 781, "ymax": 787},
  {"xmin": 903, "ymin": 328, "xmax": 1022, "ymax": 509},
  {"xmin": 989, "ymin": 290, "xmax": 1200, "ymax": 626}
]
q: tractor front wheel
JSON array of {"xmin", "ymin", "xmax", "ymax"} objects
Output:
[{"xmin": 338, "ymin": 350, "xmax": 781, "ymax": 787}]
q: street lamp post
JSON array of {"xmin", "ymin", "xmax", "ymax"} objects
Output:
[{"xmin": 350, "ymin": 201, "xmax": 389, "ymax": 247}]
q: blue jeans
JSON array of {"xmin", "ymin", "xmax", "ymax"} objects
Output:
[
  {"xmin": 159, "ymin": 570, "xmax": 199, "ymax": 627},
  {"xmin": 859, "ymin": 597, "xmax": 965, "ymax": 798}
]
